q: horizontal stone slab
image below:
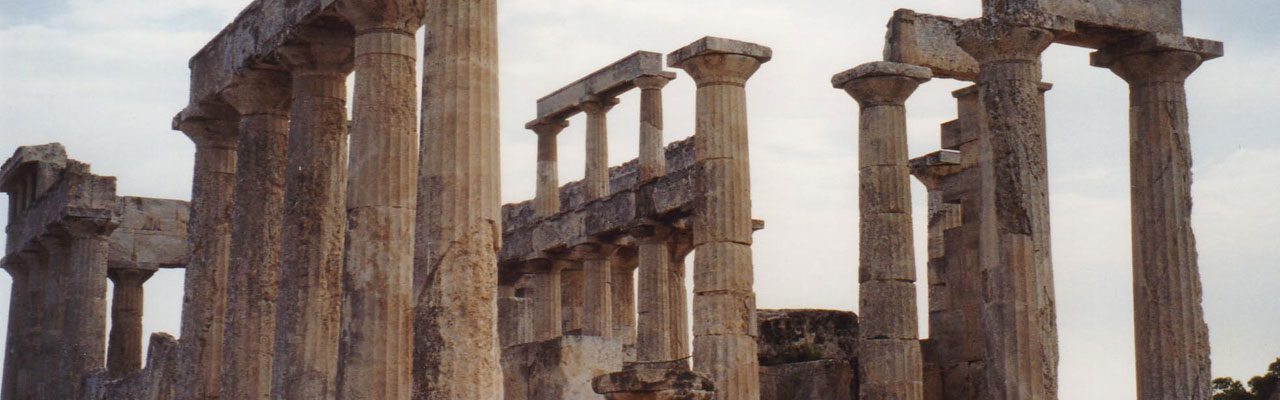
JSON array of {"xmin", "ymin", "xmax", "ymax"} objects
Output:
[
  {"xmin": 109, "ymin": 197, "xmax": 190, "ymax": 271},
  {"xmin": 986, "ymin": 0, "xmax": 1182, "ymax": 36},
  {"xmin": 667, "ymin": 36, "xmax": 772, "ymax": 68},
  {"xmin": 4, "ymin": 160, "xmax": 118, "ymax": 259},
  {"xmin": 535, "ymin": 51, "xmax": 671, "ymax": 121},
  {"xmin": 1089, "ymin": 32, "xmax": 1224, "ymax": 67},
  {"xmin": 883, "ymin": 9, "xmax": 979, "ymax": 81}
]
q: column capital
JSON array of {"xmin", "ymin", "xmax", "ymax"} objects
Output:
[
  {"xmin": 525, "ymin": 118, "xmax": 570, "ymax": 136},
  {"xmin": 956, "ymin": 20, "xmax": 1054, "ymax": 63},
  {"xmin": 1104, "ymin": 50, "xmax": 1203, "ymax": 85},
  {"xmin": 573, "ymin": 242, "xmax": 619, "ymax": 261},
  {"xmin": 219, "ymin": 68, "xmax": 292, "ymax": 116},
  {"xmin": 629, "ymin": 222, "xmax": 672, "ymax": 243},
  {"xmin": 335, "ymin": 0, "xmax": 424, "ymax": 34},
  {"xmin": 60, "ymin": 217, "xmax": 119, "ymax": 239},
  {"xmin": 832, "ymin": 61, "xmax": 932, "ymax": 107},
  {"xmin": 632, "ymin": 73, "xmax": 675, "ymax": 91},
  {"xmin": 107, "ymin": 267, "xmax": 155, "ymax": 285},
  {"xmin": 668, "ymin": 36, "xmax": 771, "ymax": 87},
  {"xmin": 579, "ymin": 97, "xmax": 620, "ymax": 116},
  {"xmin": 908, "ymin": 150, "xmax": 963, "ymax": 190},
  {"xmin": 176, "ymin": 117, "xmax": 239, "ymax": 149},
  {"xmin": 277, "ymin": 26, "xmax": 356, "ymax": 77}
]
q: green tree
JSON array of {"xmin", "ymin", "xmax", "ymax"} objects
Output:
[{"xmin": 1213, "ymin": 358, "xmax": 1280, "ymax": 400}]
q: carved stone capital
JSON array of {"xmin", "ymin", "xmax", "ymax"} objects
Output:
[
  {"xmin": 833, "ymin": 61, "xmax": 932, "ymax": 107},
  {"xmin": 1106, "ymin": 50, "xmax": 1202, "ymax": 85},
  {"xmin": 277, "ymin": 26, "xmax": 356, "ymax": 76},
  {"xmin": 579, "ymin": 97, "xmax": 620, "ymax": 116},
  {"xmin": 335, "ymin": 0, "xmax": 424, "ymax": 34},
  {"xmin": 632, "ymin": 74, "xmax": 674, "ymax": 91},
  {"xmin": 573, "ymin": 241, "xmax": 619, "ymax": 261},
  {"xmin": 668, "ymin": 36, "xmax": 771, "ymax": 87},
  {"xmin": 956, "ymin": 20, "xmax": 1054, "ymax": 63},
  {"xmin": 525, "ymin": 118, "xmax": 570, "ymax": 136},
  {"xmin": 219, "ymin": 68, "xmax": 292, "ymax": 116},
  {"xmin": 177, "ymin": 117, "xmax": 239, "ymax": 149},
  {"xmin": 107, "ymin": 267, "xmax": 155, "ymax": 286}
]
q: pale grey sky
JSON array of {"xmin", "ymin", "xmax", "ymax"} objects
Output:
[{"xmin": 1, "ymin": 1, "xmax": 1277, "ymax": 398}]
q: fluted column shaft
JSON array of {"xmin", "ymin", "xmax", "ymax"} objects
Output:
[
  {"xmin": 1105, "ymin": 49, "xmax": 1211, "ymax": 400},
  {"xmin": 1, "ymin": 261, "xmax": 30, "ymax": 399},
  {"xmin": 669, "ymin": 38, "xmax": 770, "ymax": 400},
  {"xmin": 108, "ymin": 268, "xmax": 154, "ymax": 378},
  {"xmin": 31, "ymin": 244, "xmax": 66, "ymax": 399},
  {"xmin": 612, "ymin": 250, "xmax": 638, "ymax": 355},
  {"xmin": 176, "ymin": 117, "xmax": 238, "ymax": 400},
  {"xmin": 636, "ymin": 228, "xmax": 674, "ymax": 361},
  {"xmin": 668, "ymin": 231, "xmax": 693, "ymax": 361},
  {"xmin": 957, "ymin": 22, "xmax": 1058, "ymax": 399},
  {"xmin": 582, "ymin": 98, "xmax": 618, "ymax": 200},
  {"xmin": 835, "ymin": 61, "xmax": 930, "ymax": 400},
  {"xmin": 579, "ymin": 243, "xmax": 617, "ymax": 337},
  {"xmin": 528, "ymin": 259, "xmax": 563, "ymax": 340},
  {"xmin": 333, "ymin": 2, "xmax": 422, "ymax": 398},
  {"xmin": 634, "ymin": 75, "xmax": 672, "ymax": 181},
  {"xmin": 530, "ymin": 120, "xmax": 568, "ymax": 217},
  {"xmin": 219, "ymin": 68, "xmax": 292, "ymax": 400},
  {"xmin": 62, "ymin": 222, "xmax": 114, "ymax": 397},
  {"xmin": 562, "ymin": 261, "xmax": 585, "ymax": 334},
  {"xmin": 414, "ymin": 0, "xmax": 504, "ymax": 398},
  {"xmin": 272, "ymin": 29, "xmax": 354, "ymax": 400}
]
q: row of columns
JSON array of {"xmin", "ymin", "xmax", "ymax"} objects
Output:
[
  {"xmin": 174, "ymin": 0, "xmax": 502, "ymax": 398},
  {"xmin": 836, "ymin": 17, "xmax": 1214, "ymax": 400}
]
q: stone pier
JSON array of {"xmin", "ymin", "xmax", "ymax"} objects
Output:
[
  {"xmin": 1093, "ymin": 35, "xmax": 1220, "ymax": 400},
  {"xmin": 218, "ymin": 68, "xmax": 291, "ymax": 400},
  {"xmin": 834, "ymin": 61, "xmax": 931, "ymax": 399},
  {"xmin": 107, "ymin": 268, "xmax": 154, "ymax": 378},
  {"xmin": 413, "ymin": 0, "xmax": 505, "ymax": 398},
  {"xmin": 669, "ymin": 36, "xmax": 771, "ymax": 400},
  {"xmin": 272, "ymin": 24, "xmax": 354, "ymax": 399},
  {"xmin": 335, "ymin": 0, "xmax": 422, "ymax": 397},
  {"xmin": 957, "ymin": 19, "xmax": 1059, "ymax": 399}
]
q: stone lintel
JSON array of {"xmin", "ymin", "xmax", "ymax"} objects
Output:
[
  {"xmin": 536, "ymin": 51, "xmax": 671, "ymax": 121},
  {"xmin": 667, "ymin": 36, "xmax": 772, "ymax": 69},
  {"xmin": 985, "ymin": 0, "xmax": 1182, "ymax": 37},
  {"xmin": 4, "ymin": 158, "xmax": 118, "ymax": 259},
  {"xmin": 883, "ymin": 9, "xmax": 979, "ymax": 81},
  {"xmin": 591, "ymin": 367, "xmax": 714, "ymax": 395},
  {"xmin": 831, "ymin": 61, "xmax": 933, "ymax": 89},
  {"xmin": 186, "ymin": 0, "xmax": 342, "ymax": 113},
  {"xmin": 1089, "ymin": 32, "xmax": 1224, "ymax": 68},
  {"xmin": 108, "ymin": 197, "xmax": 190, "ymax": 271}
]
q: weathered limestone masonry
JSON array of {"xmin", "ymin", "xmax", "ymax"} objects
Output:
[
  {"xmin": 833, "ymin": 61, "xmax": 932, "ymax": 400},
  {"xmin": 868, "ymin": 0, "xmax": 1222, "ymax": 398},
  {"xmin": 1, "ymin": 144, "xmax": 190, "ymax": 399},
  {"xmin": 755, "ymin": 309, "xmax": 860, "ymax": 400}
]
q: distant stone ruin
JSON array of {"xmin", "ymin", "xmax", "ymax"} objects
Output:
[{"xmin": 0, "ymin": 0, "xmax": 1221, "ymax": 399}]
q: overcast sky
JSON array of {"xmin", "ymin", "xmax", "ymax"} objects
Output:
[{"xmin": 1, "ymin": 0, "xmax": 1277, "ymax": 398}]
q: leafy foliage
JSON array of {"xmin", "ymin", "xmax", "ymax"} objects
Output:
[{"xmin": 1213, "ymin": 358, "xmax": 1280, "ymax": 400}]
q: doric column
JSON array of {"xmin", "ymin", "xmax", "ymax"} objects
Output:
[
  {"xmin": 413, "ymin": 0, "xmax": 503, "ymax": 398},
  {"xmin": 667, "ymin": 229, "xmax": 693, "ymax": 361},
  {"xmin": 668, "ymin": 36, "xmax": 771, "ymax": 400},
  {"xmin": 333, "ymin": 1, "xmax": 421, "ymax": 398},
  {"xmin": 612, "ymin": 247, "xmax": 639, "ymax": 357},
  {"xmin": 562, "ymin": 260, "xmax": 585, "ymax": 334},
  {"xmin": 1098, "ymin": 45, "xmax": 1212, "ymax": 400},
  {"xmin": 833, "ymin": 61, "xmax": 931, "ymax": 399},
  {"xmin": 957, "ymin": 20, "xmax": 1059, "ymax": 399},
  {"xmin": 107, "ymin": 268, "xmax": 155, "ymax": 378},
  {"xmin": 498, "ymin": 274, "xmax": 534, "ymax": 347},
  {"xmin": 578, "ymin": 242, "xmax": 618, "ymax": 337},
  {"xmin": 633, "ymin": 74, "xmax": 674, "ymax": 181},
  {"xmin": 581, "ymin": 97, "xmax": 619, "ymax": 200},
  {"xmin": 1, "ymin": 258, "xmax": 32, "ymax": 399},
  {"xmin": 528, "ymin": 119, "xmax": 569, "ymax": 217},
  {"xmin": 528, "ymin": 258, "xmax": 564, "ymax": 341},
  {"xmin": 635, "ymin": 225, "xmax": 675, "ymax": 362},
  {"xmin": 26, "ymin": 244, "xmax": 62, "ymax": 399},
  {"xmin": 175, "ymin": 112, "xmax": 238, "ymax": 400},
  {"xmin": 218, "ymin": 67, "xmax": 292, "ymax": 400},
  {"xmin": 61, "ymin": 220, "xmax": 115, "ymax": 397},
  {"xmin": 272, "ymin": 26, "xmax": 354, "ymax": 399}
]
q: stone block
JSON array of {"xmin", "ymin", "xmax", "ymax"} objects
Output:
[
  {"xmin": 939, "ymin": 120, "xmax": 965, "ymax": 150},
  {"xmin": 755, "ymin": 309, "xmax": 858, "ymax": 366},
  {"xmin": 690, "ymin": 242, "xmax": 753, "ymax": 292},
  {"xmin": 858, "ymin": 339, "xmax": 924, "ymax": 397},
  {"xmin": 859, "ymin": 281, "xmax": 920, "ymax": 339},
  {"xmin": 692, "ymin": 291, "xmax": 757, "ymax": 336},
  {"xmin": 501, "ymin": 335, "xmax": 625, "ymax": 400},
  {"xmin": 592, "ymin": 367, "xmax": 715, "ymax": 399},
  {"xmin": 984, "ymin": 0, "xmax": 1182, "ymax": 36},
  {"xmin": 859, "ymin": 166, "xmax": 912, "ymax": 214},
  {"xmin": 758, "ymin": 359, "xmax": 853, "ymax": 400},
  {"xmin": 858, "ymin": 213, "xmax": 916, "ymax": 282},
  {"xmin": 883, "ymin": 9, "xmax": 979, "ymax": 81},
  {"xmin": 537, "ymin": 51, "xmax": 670, "ymax": 120}
]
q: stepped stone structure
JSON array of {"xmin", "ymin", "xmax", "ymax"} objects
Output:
[{"xmin": 0, "ymin": 0, "xmax": 1224, "ymax": 399}]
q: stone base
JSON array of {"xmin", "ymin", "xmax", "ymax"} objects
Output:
[
  {"xmin": 592, "ymin": 361, "xmax": 714, "ymax": 400},
  {"xmin": 759, "ymin": 359, "xmax": 853, "ymax": 400},
  {"xmin": 501, "ymin": 335, "xmax": 624, "ymax": 400}
]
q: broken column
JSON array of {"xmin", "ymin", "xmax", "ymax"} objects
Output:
[
  {"xmin": 107, "ymin": 267, "xmax": 154, "ymax": 378},
  {"xmin": 174, "ymin": 111, "xmax": 238, "ymax": 400},
  {"xmin": 334, "ymin": 0, "xmax": 421, "ymax": 397},
  {"xmin": 413, "ymin": 0, "xmax": 504, "ymax": 398},
  {"xmin": 668, "ymin": 36, "xmax": 771, "ymax": 400},
  {"xmin": 218, "ymin": 67, "xmax": 292, "ymax": 400},
  {"xmin": 956, "ymin": 19, "xmax": 1059, "ymax": 398},
  {"xmin": 1094, "ymin": 36, "xmax": 1219, "ymax": 400},
  {"xmin": 272, "ymin": 25, "xmax": 354, "ymax": 399},
  {"xmin": 833, "ymin": 61, "xmax": 931, "ymax": 399}
]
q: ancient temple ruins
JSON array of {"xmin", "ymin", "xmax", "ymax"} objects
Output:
[{"xmin": 1, "ymin": 0, "xmax": 1222, "ymax": 399}]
